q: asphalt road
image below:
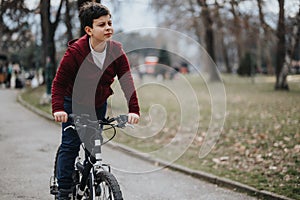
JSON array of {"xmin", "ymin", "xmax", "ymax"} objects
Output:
[{"xmin": 0, "ymin": 89, "xmax": 257, "ymax": 200}]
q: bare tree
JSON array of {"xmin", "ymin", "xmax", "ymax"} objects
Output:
[
  {"xmin": 229, "ymin": 0, "xmax": 244, "ymax": 64},
  {"xmin": 292, "ymin": 8, "xmax": 300, "ymax": 65},
  {"xmin": 196, "ymin": 0, "xmax": 215, "ymax": 62},
  {"xmin": 152, "ymin": 0, "xmax": 220, "ymax": 80},
  {"xmin": 214, "ymin": 0, "xmax": 231, "ymax": 73},
  {"xmin": 198, "ymin": 0, "xmax": 221, "ymax": 80},
  {"xmin": 0, "ymin": 0, "xmax": 32, "ymax": 54},
  {"xmin": 256, "ymin": 0, "xmax": 275, "ymax": 74},
  {"xmin": 275, "ymin": 0, "xmax": 288, "ymax": 90},
  {"xmin": 65, "ymin": 0, "xmax": 74, "ymax": 41},
  {"xmin": 39, "ymin": 0, "xmax": 64, "ymax": 83},
  {"xmin": 187, "ymin": 0, "xmax": 203, "ymax": 44}
]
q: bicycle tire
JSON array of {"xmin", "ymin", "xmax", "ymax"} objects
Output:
[{"xmin": 91, "ymin": 171, "xmax": 123, "ymax": 200}]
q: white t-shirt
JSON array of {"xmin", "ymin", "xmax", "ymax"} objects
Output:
[{"xmin": 89, "ymin": 38, "xmax": 107, "ymax": 70}]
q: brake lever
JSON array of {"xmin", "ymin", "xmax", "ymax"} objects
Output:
[
  {"xmin": 126, "ymin": 123, "xmax": 135, "ymax": 129},
  {"xmin": 116, "ymin": 122, "xmax": 134, "ymax": 129}
]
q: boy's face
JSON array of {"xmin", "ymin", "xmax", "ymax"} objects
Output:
[{"xmin": 85, "ymin": 14, "xmax": 113, "ymax": 43}]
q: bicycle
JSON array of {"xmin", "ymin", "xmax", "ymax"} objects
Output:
[{"xmin": 50, "ymin": 113, "xmax": 131, "ymax": 200}]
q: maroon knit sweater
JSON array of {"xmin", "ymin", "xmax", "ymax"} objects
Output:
[{"xmin": 51, "ymin": 34, "xmax": 140, "ymax": 115}]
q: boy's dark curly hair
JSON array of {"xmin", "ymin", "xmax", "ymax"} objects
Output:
[{"xmin": 79, "ymin": 2, "xmax": 111, "ymax": 29}]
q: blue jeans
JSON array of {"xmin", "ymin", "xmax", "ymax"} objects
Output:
[{"xmin": 57, "ymin": 97, "xmax": 107, "ymax": 189}]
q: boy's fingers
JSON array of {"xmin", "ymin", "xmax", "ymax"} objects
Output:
[
  {"xmin": 128, "ymin": 113, "xmax": 139, "ymax": 124},
  {"xmin": 54, "ymin": 111, "xmax": 68, "ymax": 122}
]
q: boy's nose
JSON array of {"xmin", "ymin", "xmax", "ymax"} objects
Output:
[{"xmin": 106, "ymin": 25, "xmax": 112, "ymax": 31}]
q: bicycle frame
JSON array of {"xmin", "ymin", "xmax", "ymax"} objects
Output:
[
  {"xmin": 76, "ymin": 123, "xmax": 101, "ymax": 196},
  {"xmin": 50, "ymin": 114, "xmax": 128, "ymax": 200}
]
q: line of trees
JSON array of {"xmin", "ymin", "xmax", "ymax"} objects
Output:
[
  {"xmin": 151, "ymin": 0, "xmax": 300, "ymax": 90},
  {"xmin": 0, "ymin": 0, "xmax": 299, "ymax": 90}
]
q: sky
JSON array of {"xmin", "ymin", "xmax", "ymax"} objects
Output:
[{"xmin": 101, "ymin": 0, "xmax": 157, "ymax": 31}]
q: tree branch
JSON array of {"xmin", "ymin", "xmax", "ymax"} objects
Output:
[{"xmin": 53, "ymin": 0, "xmax": 64, "ymax": 30}]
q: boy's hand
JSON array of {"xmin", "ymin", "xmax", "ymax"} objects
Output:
[
  {"xmin": 53, "ymin": 111, "xmax": 68, "ymax": 123},
  {"xmin": 128, "ymin": 113, "xmax": 139, "ymax": 124}
]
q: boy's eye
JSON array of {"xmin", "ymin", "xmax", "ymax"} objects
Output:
[{"xmin": 97, "ymin": 22, "xmax": 112, "ymax": 27}]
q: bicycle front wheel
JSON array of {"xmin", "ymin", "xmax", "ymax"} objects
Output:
[{"xmin": 90, "ymin": 171, "xmax": 123, "ymax": 200}]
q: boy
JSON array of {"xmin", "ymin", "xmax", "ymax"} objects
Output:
[{"xmin": 51, "ymin": 2, "xmax": 140, "ymax": 199}]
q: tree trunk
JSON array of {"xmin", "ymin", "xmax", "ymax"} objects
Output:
[
  {"xmin": 197, "ymin": 0, "xmax": 215, "ymax": 61},
  {"xmin": 188, "ymin": 0, "xmax": 203, "ymax": 44},
  {"xmin": 214, "ymin": 1, "xmax": 231, "ymax": 73},
  {"xmin": 40, "ymin": 0, "xmax": 63, "ymax": 87},
  {"xmin": 230, "ymin": 0, "xmax": 244, "ymax": 65},
  {"xmin": 197, "ymin": 0, "xmax": 220, "ymax": 81},
  {"xmin": 40, "ymin": 0, "xmax": 50, "ymax": 79},
  {"xmin": 256, "ymin": 0, "xmax": 275, "ymax": 75},
  {"xmin": 65, "ymin": 0, "xmax": 73, "ymax": 42},
  {"xmin": 275, "ymin": 0, "xmax": 288, "ymax": 90}
]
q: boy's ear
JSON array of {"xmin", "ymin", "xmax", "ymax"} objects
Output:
[{"xmin": 84, "ymin": 26, "xmax": 93, "ymax": 36}]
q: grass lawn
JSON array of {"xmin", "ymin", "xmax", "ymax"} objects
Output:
[{"xmin": 21, "ymin": 74, "xmax": 300, "ymax": 199}]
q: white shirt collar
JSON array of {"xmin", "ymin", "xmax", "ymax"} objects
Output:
[{"xmin": 89, "ymin": 38, "xmax": 107, "ymax": 69}]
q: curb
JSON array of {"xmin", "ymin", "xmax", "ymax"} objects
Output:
[{"xmin": 17, "ymin": 92, "xmax": 295, "ymax": 200}]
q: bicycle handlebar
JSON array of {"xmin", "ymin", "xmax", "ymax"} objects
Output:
[
  {"xmin": 64, "ymin": 114, "xmax": 133, "ymax": 132},
  {"xmin": 63, "ymin": 114, "xmax": 134, "ymax": 146}
]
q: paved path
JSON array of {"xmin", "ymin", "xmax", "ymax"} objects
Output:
[{"xmin": 0, "ymin": 89, "xmax": 257, "ymax": 200}]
